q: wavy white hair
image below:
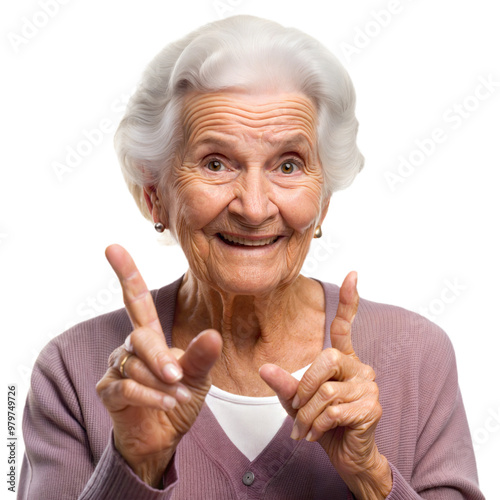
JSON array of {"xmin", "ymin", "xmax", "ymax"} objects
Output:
[{"xmin": 114, "ymin": 15, "xmax": 364, "ymax": 225}]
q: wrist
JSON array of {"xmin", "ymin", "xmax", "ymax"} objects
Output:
[
  {"xmin": 133, "ymin": 452, "xmax": 174, "ymax": 489},
  {"xmin": 113, "ymin": 435, "xmax": 176, "ymax": 489},
  {"xmin": 343, "ymin": 452, "xmax": 393, "ymax": 500}
]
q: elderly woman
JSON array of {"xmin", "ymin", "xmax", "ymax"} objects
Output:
[{"xmin": 20, "ymin": 15, "xmax": 483, "ymax": 499}]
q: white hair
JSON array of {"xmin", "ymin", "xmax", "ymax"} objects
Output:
[{"xmin": 114, "ymin": 15, "xmax": 364, "ymax": 225}]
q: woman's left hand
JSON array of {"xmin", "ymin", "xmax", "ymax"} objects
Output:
[{"xmin": 259, "ymin": 272, "xmax": 392, "ymax": 499}]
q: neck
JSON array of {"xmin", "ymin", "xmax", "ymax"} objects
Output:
[
  {"xmin": 173, "ymin": 270, "xmax": 325, "ymax": 396},
  {"xmin": 178, "ymin": 271, "xmax": 314, "ymax": 346}
]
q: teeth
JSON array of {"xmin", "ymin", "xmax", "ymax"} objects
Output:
[{"xmin": 219, "ymin": 233, "xmax": 278, "ymax": 246}]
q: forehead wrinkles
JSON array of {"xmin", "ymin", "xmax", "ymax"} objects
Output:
[{"xmin": 182, "ymin": 93, "xmax": 318, "ymax": 146}]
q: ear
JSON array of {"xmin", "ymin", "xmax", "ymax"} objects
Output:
[
  {"xmin": 143, "ymin": 186, "xmax": 155, "ymax": 215},
  {"xmin": 319, "ymin": 198, "xmax": 330, "ymax": 225},
  {"xmin": 143, "ymin": 186, "xmax": 169, "ymax": 229}
]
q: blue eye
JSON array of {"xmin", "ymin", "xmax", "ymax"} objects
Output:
[
  {"xmin": 207, "ymin": 160, "xmax": 225, "ymax": 171},
  {"xmin": 280, "ymin": 161, "xmax": 297, "ymax": 174}
]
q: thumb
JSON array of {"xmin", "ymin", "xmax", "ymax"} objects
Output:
[
  {"xmin": 330, "ymin": 271, "xmax": 359, "ymax": 357},
  {"xmin": 180, "ymin": 329, "xmax": 222, "ymax": 381},
  {"xmin": 259, "ymin": 363, "xmax": 300, "ymax": 416}
]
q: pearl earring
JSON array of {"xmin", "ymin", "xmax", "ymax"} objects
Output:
[{"xmin": 154, "ymin": 222, "xmax": 165, "ymax": 233}]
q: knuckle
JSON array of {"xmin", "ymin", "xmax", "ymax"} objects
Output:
[
  {"xmin": 325, "ymin": 405, "xmax": 340, "ymax": 426},
  {"xmin": 325, "ymin": 348, "xmax": 341, "ymax": 366},
  {"xmin": 369, "ymin": 382, "xmax": 380, "ymax": 399},
  {"xmin": 131, "ymin": 326, "xmax": 155, "ymax": 345},
  {"xmin": 129, "ymin": 328, "xmax": 145, "ymax": 346},
  {"xmin": 120, "ymin": 378, "xmax": 139, "ymax": 401},
  {"xmin": 107, "ymin": 347, "xmax": 123, "ymax": 368},
  {"xmin": 151, "ymin": 349, "xmax": 170, "ymax": 370},
  {"xmin": 95, "ymin": 377, "xmax": 108, "ymax": 396},
  {"xmin": 151, "ymin": 346, "xmax": 167, "ymax": 362},
  {"xmin": 364, "ymin": 365, "xmax": 376, "ymax": 381},
  {"xmin": 318, "ymin": 383, "xmax": 336, "ymax": 401},
  {"xmin": 97, "ymin": 379, "xmax": 117, "ymax": 404},
  {"xmin": 362, "ymin": 396, "xmax": 382, "ymax": 422},
  {"xmin": 333, "ymin": 316, "xmax": 351, "ymax": 334},
  {"xmin": 373, "ymin": 402, "xmax": 383, "ymax": 420}
]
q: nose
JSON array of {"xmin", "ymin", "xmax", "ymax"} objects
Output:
[{"xmin": 228, "ymin": 168, "xmax": 279, "ymax": 226}]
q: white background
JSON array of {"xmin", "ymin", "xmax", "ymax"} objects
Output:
[{"xmin": 2, "ymin": 0, "xmax": 499, "ymax": 496}]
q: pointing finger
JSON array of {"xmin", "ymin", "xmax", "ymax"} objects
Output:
[
  {"xmin": 330, "ymin": 271, "xmax": 359, "ymax": 356},
  {"xmin": 105, "ymin": 244, "xmax": 163, "ymax": 336}
]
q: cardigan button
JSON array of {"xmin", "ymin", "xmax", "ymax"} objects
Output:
[{"xmin": 242, "ymin": 471, "xmax": 255, "ymax": 486}]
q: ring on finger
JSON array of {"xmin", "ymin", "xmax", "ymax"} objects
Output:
[{"xmin": 119, "ymin": 352, "xmax": 134, "ymax": 378}]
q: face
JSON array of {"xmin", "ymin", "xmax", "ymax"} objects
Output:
[{"xmin": 155, "ymin": 91, "xmax": 328, "ymax": 295}]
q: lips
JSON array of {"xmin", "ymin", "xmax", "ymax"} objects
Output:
[{"xmin": 217, "ymin": 233, "xmax": 279, "ymax": 247}]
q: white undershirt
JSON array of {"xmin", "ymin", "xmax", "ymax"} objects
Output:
[{"xmin": 205, "ymin": 364, "xmax": 311, "ymax": 461}]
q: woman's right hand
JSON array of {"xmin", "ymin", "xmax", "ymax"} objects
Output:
[{"xmin": 96, "ymin": 244, "xmax": 222, "ymax": 488}]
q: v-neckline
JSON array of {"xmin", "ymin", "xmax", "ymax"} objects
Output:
[
  {"xmin": 156, "ymin": 276, "xmax": 338, "ymax": 472},
  {"xmin": 161, "ymin": 276, "xmax": 335, "ymax": 353}
]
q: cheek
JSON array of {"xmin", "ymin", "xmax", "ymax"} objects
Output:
[
  {"xmin": 170, "ymin": 173, "xmax": 232, "ymax": 235},
  {"xmin": 275, "ymin": 184, "xmax": 323, "ymax": 233}
]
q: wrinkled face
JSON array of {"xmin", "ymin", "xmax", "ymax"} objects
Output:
[{"xmin": 158, "ymin": 91, "xmax": 328, "ymax": 295}]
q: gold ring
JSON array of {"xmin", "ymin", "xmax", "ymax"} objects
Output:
[{"xmin": 119, "ymin": 352, "xmax": 133, "ymax": 378}]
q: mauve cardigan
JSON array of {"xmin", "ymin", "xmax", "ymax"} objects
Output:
[{"xmin": 19, "ymin": 278, "xmax": 484, "ymax": 499}]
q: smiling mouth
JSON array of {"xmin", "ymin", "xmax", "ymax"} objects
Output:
[{"xmin": 217, "ymin": 233, "xmax": 280, "ymax": 247}]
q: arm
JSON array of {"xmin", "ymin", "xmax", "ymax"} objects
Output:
[
  {"xmin": 97, "ymin": 245, "xmax": 221, "ymax": 487},
  {"xmin": 260, "ymin": 273, "xmax": 484, "ymax": 499},
  {"xmin": 261, "ymin": 272, "xmax": 392, "ymax": 498},
  {"xmin": 18, "ymin": 338, "xmax": 180, "ymax": 500},
  {"xmin": 19, "ymin": 245, "xmax": 222, "ymax": 499},
  {"xmin": 385, "ymin": 330, "xmax": 483, "ymax": 499}
]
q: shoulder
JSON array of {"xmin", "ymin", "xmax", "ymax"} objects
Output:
[
  {"xmin": 358, "ymin": 294, "xmax": 453, "ymax": 358},
  {"xmin": 320, "ymin": 281, "xmax": 456, "ymax": 372},
  {"xmin": 34, "ymin": 278, "xmax": 182, "ymax": 380},
  {"xmin": 49, "ymin": 307, "xmax": 130, "ymax": 358},
  {"xmin": 33, "ymin": 302, "xmax": 133, "ymax": 392}
]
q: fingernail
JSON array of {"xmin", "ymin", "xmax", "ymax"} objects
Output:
[
  {"xmin": 292, "ymin": 395, "xmax": 300, "ymax": 410},
  {"xmin": 163, "ymin": 363, "xmax": 182, "ymax": 382},
  {"xmin": 290, "ymin": 423, "xmax": 300, "ymax": 440},
  {"xmin": 162, "ymin": 395, "xmax": 176, "ymax": 411},
  {"xmin": 175, "ymin": 385, "xmax": 191, "ymax": 403},
  {"xmin": 305, "ymin": 431, "xmax": 313, "ymax": 442}
]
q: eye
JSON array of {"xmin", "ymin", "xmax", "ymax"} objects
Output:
[
  {"xmin": 207, "ymin": 160, "xmax": 226, "ymax": 172},
  {"xmin": 280, "ymin": 161, "xmax": 298, "ymax": 174}
]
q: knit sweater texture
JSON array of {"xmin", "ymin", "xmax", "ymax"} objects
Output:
[{"xmin": 19, "ymin": 278, "xmax": 484, "ymax": 499}]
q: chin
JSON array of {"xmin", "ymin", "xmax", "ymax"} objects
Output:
[{"xmin": 209, "ymin": 266, "xmax": 294, "ymax": 296}]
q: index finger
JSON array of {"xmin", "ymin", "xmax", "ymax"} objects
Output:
[
  {"xmin": 330, "ymin": 271, "xmax": 359, "ymax": 357},
  {"xmin": 105, "ymin": 244, "xmax": 162, "ymax": 336}
]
